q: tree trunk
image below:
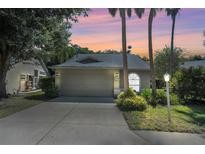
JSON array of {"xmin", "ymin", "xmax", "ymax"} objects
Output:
[
  {"xmin": 0, "ymin": 72, "xmax": 7, "ymax": 98},
  {"xmin": 37, "ymin": 56, "xmax": 51, "ymax": 77},
  {"xmin": 121, "ymin": 9, "xmax": 129, "ymax": 92},
  {"xmin": 0, "ymin": 57, "xmax": 9, "ymax": 98},
  {"xmin": 148, "ymin": 9, "xmax": 157, "ymax": 97},
  {"xmin": 170, "ymin": 16, "xmax": 176, "ymax": 76}
]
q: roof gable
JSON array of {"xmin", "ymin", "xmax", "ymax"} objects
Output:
[{"xmin": 181, "ymin": 60, "xmax": 205, "ymax": 68}]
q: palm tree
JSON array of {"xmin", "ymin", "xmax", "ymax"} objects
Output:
[
  {"xmin": 108, "ymin": 8, "xmax": 129, "ymax": 92},
  {"xmin": 108, "ymin": 8, "xmax": 145, "ymax": 92},
  {"xmin": 148, "ymin": 8, "xmax": 162, "ymax": 97},
  {"xmin": 166, "ymin": 8, "xmax": 181, "ymax": 75}
]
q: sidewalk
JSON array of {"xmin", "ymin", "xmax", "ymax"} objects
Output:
[{"xmin": 133, "ymin": 130, "xmax": 205, "ymax": 145}]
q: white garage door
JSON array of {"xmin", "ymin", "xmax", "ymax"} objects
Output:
[{"xmin": 60, "ymin": 69, "xmax": 113, "ymax": 97}]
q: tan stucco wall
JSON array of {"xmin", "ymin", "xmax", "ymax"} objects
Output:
[
  {"xmin": 120, "ymin": 70, "xmax": 150, "ymax": 92},
  {"xmin": 56, "ymin": 68, "xmax": 150, "ymax": 97}
]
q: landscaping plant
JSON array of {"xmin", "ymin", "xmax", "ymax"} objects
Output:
[
  {"xmin": 172, "ymin": 67, "xmax": 205, "ymax": 104},
  {"xmin": 141, "ymin": 88, "xmax": 179, "ymax": 106},
  {"xmin": 39, "ymin": 77, "xmax": 58, "ymax": 98},
  {"xmin": 115, "ymin": 88, "xmax": 148, "ymax": 111}
]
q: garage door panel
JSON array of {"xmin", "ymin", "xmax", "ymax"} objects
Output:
[{"xmin": 60, "ymin": 70, "xmax": 113, "ymax": 97}]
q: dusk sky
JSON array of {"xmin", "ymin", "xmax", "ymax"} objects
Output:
[{"xmin": 71, "ymin": 8, "xmax": 205, "ymax": 57}]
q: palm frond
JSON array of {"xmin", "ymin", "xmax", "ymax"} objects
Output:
[
  {"xmin": 119, "ymin": 8, "xmax": 125, "ymax": 18},
  {"xmin": 134, "ymin": 8, "xmax": 145, "ymax": 18},
  {"xmin": 151, "ymin": 8, "xmax": 163, "ymax": 18},
  {"xmin": 108, "ymin": 8, "xmax": 118, "ymax": 17},
  {"xmin": 165, "ymin": 8, "xmax": 181, "ymax": 19},
  {"xmin": 126, "ymin": 8, "xmax": 132, "ymax": 18}
]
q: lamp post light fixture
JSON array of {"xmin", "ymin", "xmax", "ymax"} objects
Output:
[{"xmin": 164, "ymin": 72, "xmax": 171, "ymax": 124}]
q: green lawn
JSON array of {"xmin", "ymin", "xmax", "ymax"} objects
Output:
[
  {"xmin": 124, "ymin": 105, "xmax": 205, "ymax": 133},
  {"xmin": 0, "ymin": 91, "xmax": 47, "ymax": 119}
]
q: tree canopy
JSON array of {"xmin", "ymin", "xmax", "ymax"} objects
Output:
[
  {"xmin": 0, "ymin": 8, "xmax": 88, "ymax": 98},
  {"xmin": 0, "ymin": 8, "xmax": 88, "ymax": 65},
  {"xmin": 154, "ymin": 46, "xmax": 184, "ymax": 79}
]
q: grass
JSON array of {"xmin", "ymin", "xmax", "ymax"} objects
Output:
[
  {"xmin": 124, "ymin": 105, "xmax": 205, "ymax": 133},
  {"xmin": 0, "ymin": 91, "xmax": 48, "ymax": 119}
]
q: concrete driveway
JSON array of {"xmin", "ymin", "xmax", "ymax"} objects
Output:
[
  {"xmin": 0, "ymin": 100, "xmax": 205, "ymax": 145},
  {"xmin": 0, "ymin": 101, "xmax": 147, "ymax": 145}
]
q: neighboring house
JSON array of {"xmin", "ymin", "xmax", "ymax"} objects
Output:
[
  {"xmin": 6, "ymin": 59, "xmax": 47, "ymax": 95},
  {"xmin": 51, "ymin": 54, "xmax": 150, "ymax": 97},
  {"xmin": 181, "ymin": 60, "xmax": 205, "ymax": 69}
]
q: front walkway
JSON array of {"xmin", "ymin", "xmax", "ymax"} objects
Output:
[{"xmin": 0, "ymin": 100, "xmax": 204, "ymax": 145}]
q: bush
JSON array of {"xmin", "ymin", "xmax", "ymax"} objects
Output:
[
  {"xmin": 170, "ymin": 93, "xmax": 180, "ymax": 105},
  {"xmin": 140, "ymin": 88, "xmax": 179, "ymax": 105},
  {"xmin": 172, "ymin": 67, "xmax": 205, "ymax": 104},
  {"xmin": 117, "ymin": 87, "xmax": 136, "ymax": 99},
  {"xmin": 140, "ymin": 88, "xmax": 152, "ymax": 102},
  {"xmin": 39, "ymin": 77, "xmax": 58, "ymax": 98},
  {"xmin": 156, "ymin": 89, "xmax": 167, "ymax": 105},
  {"xmin": 115, "ymin": 88, "xmax": 147, "ymax": 111}
]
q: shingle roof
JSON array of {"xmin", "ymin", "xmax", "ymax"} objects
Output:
[
  {"xmin": 181, "ymin": 60, "xmax": 205, "ymax": 69},
  {"xmin": 51, "ymin": 53, "xmax": 150, "ymax": 70}
]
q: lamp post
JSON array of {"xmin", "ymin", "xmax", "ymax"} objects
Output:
[{"xmin": 164, "ymin": 73, "xmax": 171, "ymax": 124}]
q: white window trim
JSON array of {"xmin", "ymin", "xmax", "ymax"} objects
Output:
[{"xmin": 128, "ymin": 73, "xmax": 140, "ymax": 92}]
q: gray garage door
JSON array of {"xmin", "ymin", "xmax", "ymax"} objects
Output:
[{"xmin": 60, "ymin": 69, "xmax": 113, "ymax": 97}]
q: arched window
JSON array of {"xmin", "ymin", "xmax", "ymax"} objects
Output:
[{"xmin": 128, "ymin": 73, "xmax": 140, "ymax": 92}]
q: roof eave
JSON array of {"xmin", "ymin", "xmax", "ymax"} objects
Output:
[{"xmin": 49, "ymin": 66, "xmax": 150, "ymax": 71}]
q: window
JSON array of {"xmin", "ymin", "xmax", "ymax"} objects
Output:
[{"xmin": 128, "ymin": 73, "xmax": 140, "ymax": 92}]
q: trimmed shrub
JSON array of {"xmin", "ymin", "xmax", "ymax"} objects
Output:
[
  {"xmin": 115, "ymin": 88, "xmax": 148, "ymax": 111},
  {"xmin": 117, "ymin": 87, "xmax": 136, "ymax": 99},
  {"xmin": 39, "ymin": 77, "xmax": 58, "ymax": 98}
]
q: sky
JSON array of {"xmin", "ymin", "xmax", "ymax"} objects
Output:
[{"xmin": 70, "ymin": 8, "xmax": 205, "ymax": 57}]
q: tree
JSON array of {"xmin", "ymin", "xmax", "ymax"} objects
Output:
[
  {"xmin": 108, "ymin": 8, "xmax": 129, "ymax": 92},
  {"xmin": 166, "ymin": 8, "xmax": 181, "ymax": 75},
  {"xmin": 148, "ymin": 8, "xmax": 161, "ymax": 97},
  {"xmin": 154, "ymin": 46, "xmax": 184, "ymax": 79},
  {"xmin": 72, "ymin": 44, "xmax": 94, "ymax": 54},
  {"xmin": 108, "ymin": 8, "xmax": 145, "ymax": 92},
  {"xmin": 0, "ymin": 8, "xmax": 88, "ymax": 98}
]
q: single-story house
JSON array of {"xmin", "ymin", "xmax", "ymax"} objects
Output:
[
  {"xmin": 181, "ymin": 60, "xmax": 205, "ymax": 69},
  {"xmin": 51, "ymin": 53, "xmax": 150, "ymax": 97},
  {"xmin": 6, "ymin": 58, "xmax": 47, "ymax": 95}
]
